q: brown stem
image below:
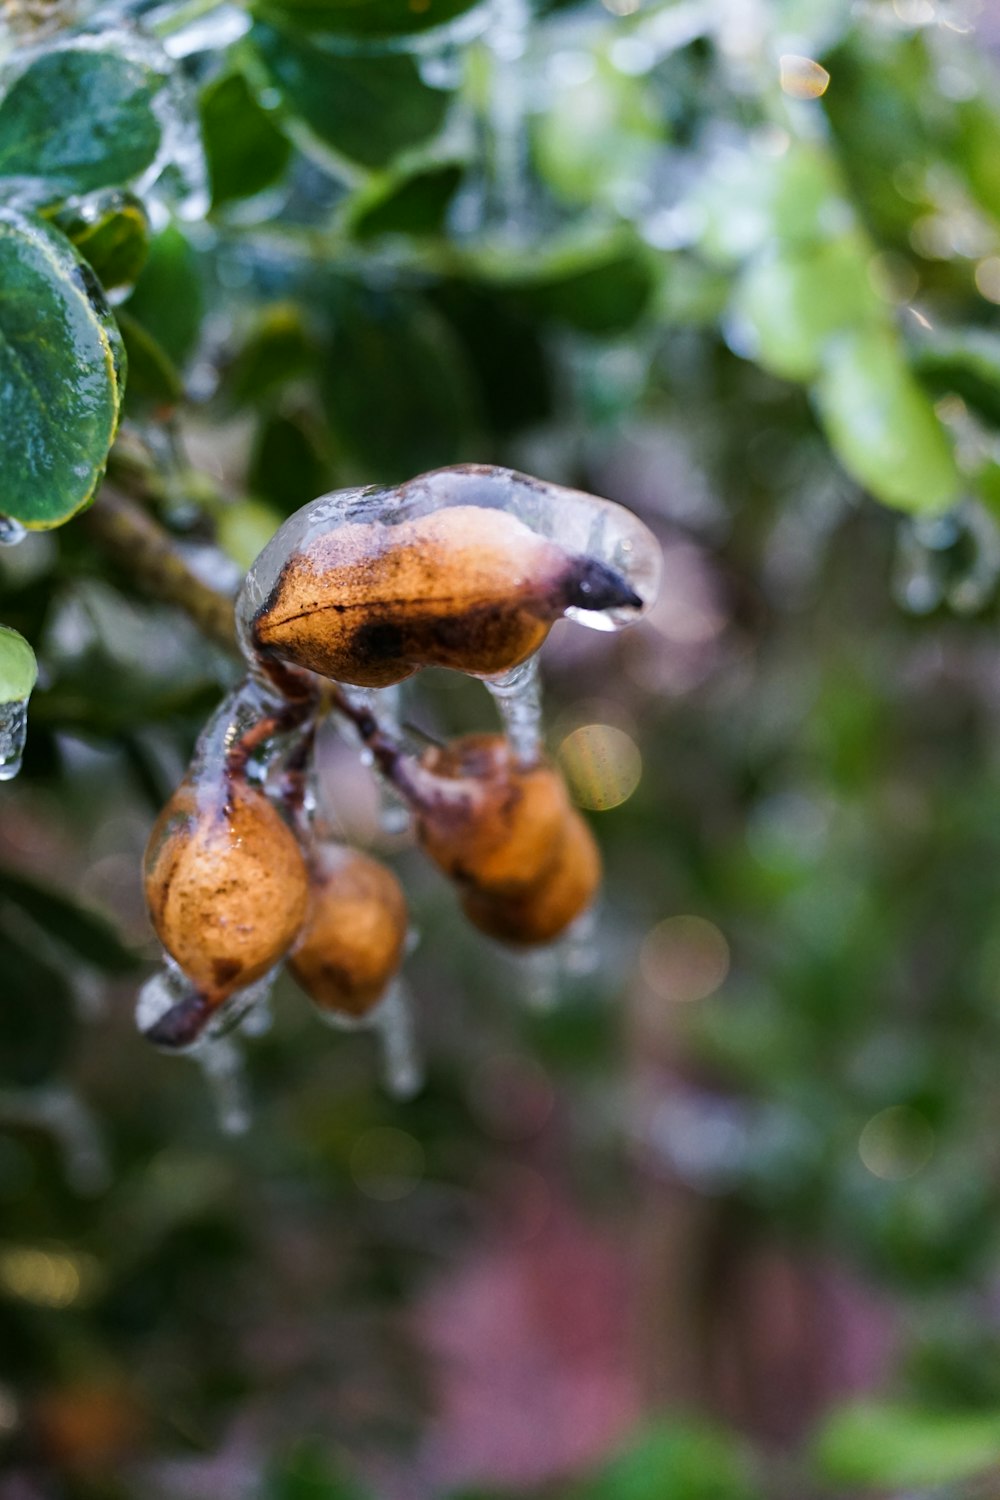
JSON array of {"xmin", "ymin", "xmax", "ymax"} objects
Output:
[
  {"xmin": 84, "ymin": 487, "xmax": 237, "ymax": 651},
  {"xmin": 84, "ymin": 483, "xmax": 431, "ymax": 802}
]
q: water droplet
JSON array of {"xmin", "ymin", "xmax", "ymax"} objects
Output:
[
  {"xmin": 0, "ymin": 517, "xmax": 26, "ymax": 548},
  {"xmin": 0, "ymin": 700, "xmax": 28, "ymax": 783}
]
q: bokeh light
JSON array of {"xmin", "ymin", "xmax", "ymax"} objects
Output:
[
  {"xmin": 974, "ymin": 256, "xmax": 1000, "ymax": 303},
  {"xmin": 350, "ymin": 1127, "xmax": 425, "ymax": 1202},
  {"xmin": 559, "ymin": 723, "xmax": 642, "ymax": 811},
  {"xmin": 779, "ymin": 55, "xmax": 831, "ymax": 100},
  {"xmin": 858, "ymin": 1105, "xmax": 936, "ymax": 1181},
  {"xmin": 639, "ymin": 916, "xmax": 731, "ymax": 1004}
]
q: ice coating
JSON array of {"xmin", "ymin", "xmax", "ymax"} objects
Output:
[
  {"xmin": 0, "ymin": 699, "xmax": 28, "ymax": 782},
  {"xmin": 236, "ymin": 465, "xmax": 661, "ymax": 690}
]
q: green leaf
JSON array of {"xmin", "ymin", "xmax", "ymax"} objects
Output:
[
  {"xmin": 263, "ymin": 1441, "xmax": 371, "ymax": 1500},
  {"xmin": 217, "ymin": 498, "xmax": 283, "ymax": 570},
  {"xmin": 251, "ymin": 20, "xmax": 450, "ymax": 170},
  {"xmin": 812, "ymin": 1402, "xmax": 1000, "ymax": 1489},
  {"xmin": 0, "ymin": 208, "xmax": 125, "ymax": 529},
  {"xmin": 228, "ymin": 302, "xmax": 318, "ymax": 405},
  {"xmin": 733, "ymin": 235, "xmax": 881, "ymax": 382},
  {"xmin": 0, "ymin": 627, "xmax": 37, "ymax": 703},
  {"xmin": 533, "ymin": 55, "xmax": 662, "ymax": 208},
  {"xmin": 348, "ymin": 162, "xmax": 463, "ymax": 240},
  {"xmin": 322, "ymin": 281, "xmax": 475, "ymax": 477},
  {"xmin": 115, "ymin": 309, "xmax": 184, "ymax": 409},
  {"xmin": 497, "ymin": 238, "xmax": 657, "ymax": 336},
  {"xmin": 122, "ymin": 224, "xmax": 203, "ymax": 368},
  {"xmin": 911, "ymin": 327, "xmax": 1000, "ymax": 429},
  {"xmin": 694, "ymin": 141, "xmax": 849, "ymax": 267},
  {"xmin": 0, "ymin": 869, "xmax": 139, "ymax": 975},
  {"xmin": 249, "ymin": 408, "xmax": 333, "ymax": 512},
  {"xmin": 252, "ymin": 0, "xmax": 482, "ymax": 39},
  {"xmin": 200, "ymin": 69, "xmax": 292, "ymax": 208},
  {"xmin": 814, "ymin": 329, "xmax": 961, "ymax": 514},
  {"xmin": 49, "ymin": 190, "xmax": 150, "ymax": 291},
  {"xmin": 570, "ymin": 1421, "xmax": 759, "ymax": 1500},
  {"xmin": 0, "ymin": 42, "xmax": 164, "ymax": 196}
]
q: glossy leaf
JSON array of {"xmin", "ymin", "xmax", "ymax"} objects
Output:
[
  {"xmin": 0, "ymin": 627, "xmax": 37, "ymax": 704},
  {"xmin": 814, "ymin": 329, "xmax": 961, "ymax": 514},
  {"xmin": 251, "ymin": 20, "xmax": 450, "ymax": 169},
  {"xmin": 200, "ymin": 69, "xmax": 292, "ymax": 207},
  {"xmin": 0, "ymin": 208, "xmax": 125, "ymax": 529},
  {"xmin": 50, "ymin": 190, "xmax": 150, "ymax": 291},
  {"xmin": 0, "ymin": 42, "xmax": 164, "ymax": 196},
  {"xmin": 812, "ymin": 1402, "xmax": 1000, "ymax": 1489}
]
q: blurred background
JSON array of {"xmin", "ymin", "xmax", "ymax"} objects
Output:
[{"xmin": 5, "ymin": 0, "xmax": 1000, "ymax": 1495}]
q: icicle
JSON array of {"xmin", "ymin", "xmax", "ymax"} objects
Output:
[
  {"xmin": 561, "ymin": 903, "xmax": 600, "ymax": 978},
  {"xmin": 0, "ymin": 700, "xmax": 28, "ymax": 782},
  {"xmin": 486, "ymin": 655, "xmax": 543, "ymax": 767},
  {"xmin": 192, "ymin": 1033, "xmax": 250, "ymax": 1136},
  {"xmin": 372, "ymin": 980, "xmax": 424, "ymax": 1100},
  {"xmin": 0, "ymin": 517, "xmax": 26, "ymax": 548},
  {"xmin": 514, "ymin": 943, "xmax": 560, "ymax": 1011}
]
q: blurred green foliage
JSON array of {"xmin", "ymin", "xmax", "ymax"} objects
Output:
[{"xmin": 5, "ymin": 0, "xmax": 1000, "ymax": 1495}]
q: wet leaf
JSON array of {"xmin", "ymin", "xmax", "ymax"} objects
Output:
[
  {"xmin": 0, "ymin": 42, "xmax": 164, "ymax": 197},
  {"xmin": 0, "ymin": 627, "xmax": 37, "ymax": 703},
  {"xmin": 812, "ymin": 1402, "xmax": 1000, "ymax": 1489},
  {"xmin": 0, "ymin": 208, "xmax": 125, "ymax": 529},
  {"xmin": 200, "ymin": 69, "xmax": 292, "ymax": 207},
  {"xmin": 814, "ymin": 329, "xmax": 961, "ymax": 513},
  {"xmin": 251, "ymin": 20, "xmax": 451, "ymax": 170},
  {"xmin": 50, "ymin": 190, "xmax": 150, "ymax": 292}
]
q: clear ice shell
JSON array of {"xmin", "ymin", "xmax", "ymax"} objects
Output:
[
  {"xmin": 0, "ymin": 699, "xmax": 28, "ymax": 782},
  {"xmin": 315, "ymin": 977, "xmax": 424, "ymax": 1101},
  {"xmin": 235, "ymin": 465, "xmax": 662, "ymax": 666},
  {"xmin": 0, "ymin": 517, "xmax": 27, "ymax": 547},
  {"xmin": 486, "ymin": 655, "xmax": 542, "ymax": 767}
]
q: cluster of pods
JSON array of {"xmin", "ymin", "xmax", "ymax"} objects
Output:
[{"xmin": 137, "ymin": 465, "xmax": 660, "ymax": 1113}]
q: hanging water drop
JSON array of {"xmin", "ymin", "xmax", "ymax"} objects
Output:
[
  {"xmin": 193, "ymin": 1033, "xmax": 251, "ymax": 1136},
  {"xmin": 0, "ymin": 517, "xmax": 27, "ymax": 548},
  {"xmin": 0, "ymin": 700, "xmax": 28, "ymax": 783},
  {"xmin": 373, "ymin": 981, "xmax": 424, "ymax": 1101}
]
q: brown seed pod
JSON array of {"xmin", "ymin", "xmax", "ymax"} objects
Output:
[
  {"xmin": 288, "ymin": 843, "xmax": 408, "ymax": 1020},
  {"xmin": 413, "ymin": 732, "xmax": 572, "ymax": 898},
  {"xmin": 460, "ymin": 808, "xmax": 601, "ymax": 947},
  {"xmin": 143, "ymin": 774, "xmax": 309, "ymax": 1044},
  {"xmin": 251, "ymin": 504, "xmax": 641, "ymax": 688}
]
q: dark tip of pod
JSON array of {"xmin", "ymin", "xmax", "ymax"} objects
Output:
[
  {"xmin": 563, "ymin": 556, "xmax": 643, "ymax": 614},
  {"xmin": 143, "ymin": 993, "xmax": 211, "ymax": 1050}
]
